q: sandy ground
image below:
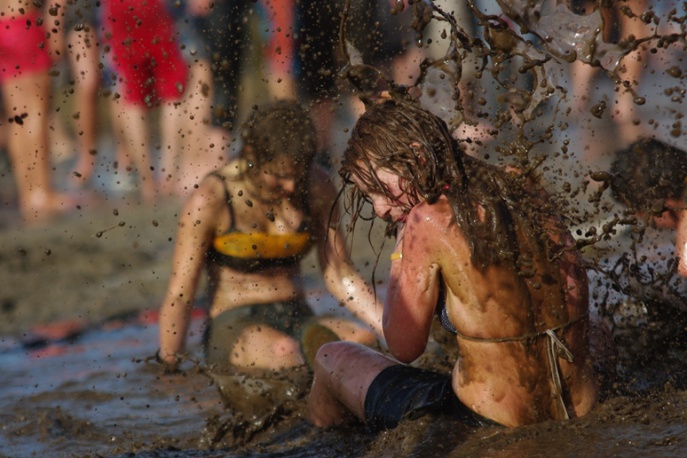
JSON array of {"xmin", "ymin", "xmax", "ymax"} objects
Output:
[{"xmin": 0, "ymin": 192, "xmax": 180, "ymax": 336}]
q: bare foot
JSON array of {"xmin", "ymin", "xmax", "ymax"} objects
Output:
[
  {"xmin": 21, "ymin": 189, "xmax": 100, "ymax": 226},
  {"xmin": 139, "ymin": 180, "xmax": 158, "ymax": 205},
  {"xmin": 69, "ymin": 152, "xmax": 97, "ymax": 188}
]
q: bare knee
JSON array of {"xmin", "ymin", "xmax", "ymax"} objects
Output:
[
  {"xmin": 308, "ymin": 342, "xmax": 360, "ymax": 427},
  {"xmin": 313, "ymin": 341, "xmax": 358, "ymax": 376},
  {"xmin": 270, "ymin": 335, "xmax": 303, "ymax": 365},
  {"xmin": 316, "ymin": 317, "xmax": 378, "ymax": 347},
  {"xmin": 230, "ymin": 326, "xmax": 304, "ymax": 370}
]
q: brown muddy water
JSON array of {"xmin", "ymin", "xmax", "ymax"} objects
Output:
[{"xmin": 0, "ymin": 304, "xmax": 686, "ymax": 457}]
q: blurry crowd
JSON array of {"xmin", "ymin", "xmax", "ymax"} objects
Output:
[
  {"xmin": 0, "ymin": 0, "xmax": 441, "ymax": 226},
  {"xmin": 0, "ymin": 0, "xmax": 658, "ymax": 227}
]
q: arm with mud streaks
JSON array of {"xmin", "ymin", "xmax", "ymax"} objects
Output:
[
  {"xmin": 158, "ymin": 179, "xmax": 224, "ymax": 368},
  {"xmin": 384, "ymin": 206, "xmax": 441, "ymax": 363},
  {"xmin": 311, "ymin": 168, "xmax": 384, "ymax": 337}
]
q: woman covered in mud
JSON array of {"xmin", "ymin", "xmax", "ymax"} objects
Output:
[
  {"xmin": 307, "ymin": 99, "xmax": 598, "ymax": 430},
  {"xmin": 158, "ymin": 100, "xmax": 382, "ymax": 374}
]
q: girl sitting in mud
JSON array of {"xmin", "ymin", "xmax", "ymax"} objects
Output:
[
  {"xmin": 158, "ymin": 101, "xmax": 382, "ymax": 375},
  {"xmin": 307, "ymin": 99, "xmax": 598, "ymax": 430}
]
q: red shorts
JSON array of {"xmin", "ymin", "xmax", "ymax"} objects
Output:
[
  {"xmin": 104, "ymin": 0, "xmax": 188, "ymax": 106},
  {"xmin": 0, "ymin": 12, "xmax": 52, "ymax": 82}
]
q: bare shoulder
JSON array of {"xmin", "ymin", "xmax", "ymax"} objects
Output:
[
  {"xmin": 178, "ymin": 172, "xmax": 230, "ymax": 234},
  {"xmin": 405, "ymin": 197, "xmax": 454, "ymax": 235},
  {"xmin": 185, "ymin": 174, "xmax": 225, "ymax": 211},
  {"xmin": 402, "ymin": 197, "xmax": 456, "ymax": 257}
]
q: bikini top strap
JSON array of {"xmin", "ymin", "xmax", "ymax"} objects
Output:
[{"xmin": 208, "ymin": 172, "xmax": 236, "ymax": 231}]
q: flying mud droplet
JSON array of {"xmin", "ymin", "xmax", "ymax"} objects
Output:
[
  {"xmin": 666, "ymin": 66, "xmax": 683, "ymax": 78},
  {"xmin": 94, "ymin": 221, "xmax": 126, "ymax": 238},
  {"xmin": 590, "ymin": 101, "xmax": 606, "ymax": 119},
  {"xmin": 589, "ymin": 171, "xmax": 612, "ymax": 182}
]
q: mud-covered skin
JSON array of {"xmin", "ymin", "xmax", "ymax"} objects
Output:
[{"xmin": 386, "ymin": 195, "xmax": 597, "ymax": 426}]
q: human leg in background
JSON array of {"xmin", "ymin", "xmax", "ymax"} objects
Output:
[
  {"xmin": 611, "ymin": 0, "xmax": 648, "ymax": 141},
  {"xmin": 66, "ymin": 23, "xmax": 101, "ymax": 187},
  {"xmin": 0, "ymin": 11, "xmax": 84, "ymax": 223},
  {"xmin": 109, "ymin": 97, "xmax": 157, "ymax": 203}
]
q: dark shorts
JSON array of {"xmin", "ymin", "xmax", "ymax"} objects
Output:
[
  {"xmin": 62, "ymin": 0, "xmax": 99, "ymax": 33},
  {"xmin": 364, "ymin": 365, "xmax": 496, "ymax": 432},
  {"xmin": 203, "ymin": 299, "xmax": 314, "ymax": 372}
]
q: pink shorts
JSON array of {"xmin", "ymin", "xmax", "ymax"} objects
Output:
[
  {"xmin": 104, "ymin": 0, "xmax": 188, "ymax": 106},
  {"xmin": 0, "ymin": 12, "xmax": 52, "ymax": 82}
]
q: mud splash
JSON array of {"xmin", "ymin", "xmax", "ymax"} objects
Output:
[{"xmin": 1, "ymin": 314, "xmax": 685, "ymax": 457}]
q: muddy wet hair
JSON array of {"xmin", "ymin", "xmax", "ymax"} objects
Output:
[
  {"xmin": 610, "ymin": 138, "xmax": 687, "ymax": 214},
  {"xmin": 241, "ymin": 100, "xmax": 318, "ymax": 172},
  {"xmin": 240, "ymin": 100, "xmax": 317, "ymax": 207},
  {"xmin": 340, "ymin": 98, "xmax": 549, "ymax": 270}
]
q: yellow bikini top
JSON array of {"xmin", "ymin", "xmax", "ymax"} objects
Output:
[
  {"xmin": 207, "ymin": 172, "xmax": 314, "ymax": 271},
  {"xmin": 213, "ymin": 231, "xmax": 312, "ymax": 259}
]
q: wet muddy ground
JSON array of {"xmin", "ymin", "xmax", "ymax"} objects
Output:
[{"xmin": 0, "ymin": 303, "xmax": 685, "ymax": 457}]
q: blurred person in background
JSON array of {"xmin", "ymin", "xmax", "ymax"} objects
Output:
[
  {"xmin": 102, "ymin": 0, "xmax": 189, "ymax": 202},
  {"xmin": 158, "ymin": 100, "xmax": 382, "ymax": 376},
  {"xmin": 0, "ymin": 1, "xmax": 88, "ymax": 224}
]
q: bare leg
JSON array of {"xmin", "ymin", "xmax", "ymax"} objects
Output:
[
  {"xmin": 2, "ymin": 71, "xmax": 80, "ymax": 223},
  {"xmin": 567, "ymin": 0, "xmax": 604, "ymax": 114},
  {"xmin": 67, "ymin": 26, "xmax": 100, "ymax": 187},
  {"xmin": 307, "ymin": 341, "xmax": 397, "ymax": 427},
  {"xmin": 159, "ymin": 99, "xmax": 185, "ymax": 196},
  {"xmin": 391, "ymin": 46, "xmax": 424, "ymax": 87},
  {"xmin": 612, "ymin": 0, "xmax": 648, "ymax": 141},
  {"xmin": 266, "ymin": 65, "xmax": 297, "ymax": 101},
  {"xmin": 569, "ymin": 60, "xmax": 598, "ymax": 114},
  {"xmin": 107, "ymin": 98, "xmax": 135, "ymax": 190},
  {"xmin": 310, "ymin": 99, "xmax": 335, "ymax": 156},
  {"xmin": 316, "ymin": 316, "xmax": 377, "ymax": 346},
  {"xmin": 229, "ymin": 325, "xmax": 305, "ymax": 370},
  {"xmin": 110, "ymin": 98, "xmax": 157, "ymax": 202}
]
